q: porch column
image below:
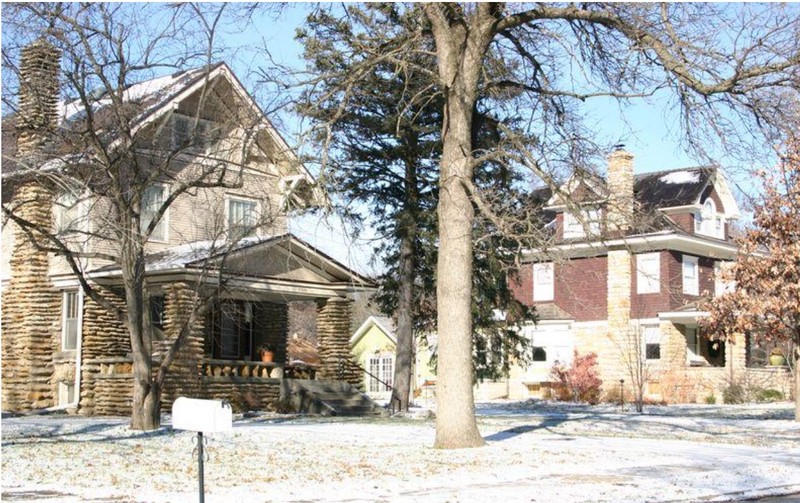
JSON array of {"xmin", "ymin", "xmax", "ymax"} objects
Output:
[
  {"xmin": 316, "ymin": 297, "xmax": 362, "ymax": 387},
  {"xmin": 158, "ymin": 282, "xmax": 205, "ymax": 406},
  {"xmin": 78, "ymin": 291, "xmax": 129, "ymax": 415}
]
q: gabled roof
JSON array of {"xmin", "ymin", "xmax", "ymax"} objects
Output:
[
  {"xmin": 3, "ymin": 63, "xmax": 318, "ymax": 193},
  {"xmin": 350, "ymin": 315, "xmax": 397, "ymax": 347},
  {"xmin": 634, "ymin": 166, "xmax": 713, "ymax": 210},
  {"xmin": 91, "ymin": 233, "xmax": 373, "ymax": 286}
]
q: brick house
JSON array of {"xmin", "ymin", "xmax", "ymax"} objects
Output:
[
  {"xmin": 509, "ymin": 149, "xmax": 793, "ymax": 402},
  {"xmin": 1, "ymin": 41, "xmax": 370, "ymax": 415}
]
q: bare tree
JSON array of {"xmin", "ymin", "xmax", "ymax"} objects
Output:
[
  {"xmin": 256, "ymin": 3, "xmax": 798, "ymax": 448},
  {"xmin": 2, "ymin": 3, "xmax": 290, "ymax": 429}
]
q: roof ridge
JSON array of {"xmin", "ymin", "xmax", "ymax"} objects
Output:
[{"xmin": 633, "ymin": 165, "xmax": 717, "ymax": 179}]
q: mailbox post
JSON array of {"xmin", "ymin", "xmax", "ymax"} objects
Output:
[{"xmin": 173, "ymin": 398, "xmax": 233, "ymax": 503}]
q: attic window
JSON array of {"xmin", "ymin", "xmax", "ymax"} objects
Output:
[
  {"xmin": 695, "ymin": 199, "xmax": 724, "ymax": 239},
  {"xmin": 171, "ymin": 113, "xmax": 220, "ymax": 153},
  {"xmin": 563, "ymin": 209, "xmax": 601, "ymax": 238}
]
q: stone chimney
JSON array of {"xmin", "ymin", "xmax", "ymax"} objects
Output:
[
  {"xmin": 16, "ymin": 38, "xmax": 61, "ymax": 157},
  {"xmin": 606, "ymin": 148, "xmax": 634, "ymax": 234},
  {"xmin": 1, "ymin": 39, "xmax": 62, "ymax": 413}
]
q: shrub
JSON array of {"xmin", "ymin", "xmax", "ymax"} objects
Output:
[
  {"xmin": 705, "ymin": 394, "xmax": 717, "ymax": 404},
  {"xmin": 756, "ymin": 388, "xmax": 784, "ymax": 403},
  {"xmin": 550, "ymin": 351, "xmax": 603, "ymax": 405}
]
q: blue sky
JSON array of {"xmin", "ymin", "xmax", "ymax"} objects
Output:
[{"xmin": 213, "ymin": 5, "xmax": 772, "ymax": 274}]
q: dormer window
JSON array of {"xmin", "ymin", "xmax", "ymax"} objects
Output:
[
  {"xmin": 563, "ymin": 209, "xmax": 601, "ymax": 238},
  {"xmin": 695, "ymin": 199, "xmax": 725, "ymax": 238}
]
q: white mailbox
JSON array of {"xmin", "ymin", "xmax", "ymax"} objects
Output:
[{"xmin": 172, "ymin": 397, "xmax": 232, "ymax": 434}]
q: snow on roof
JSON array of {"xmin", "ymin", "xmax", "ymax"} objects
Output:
[
  {"xmin": 658, "ymin": 170, "xmax": 701, "ymax": 185},
  {"xmin": 56, "ymin": 67, "xmax": 211, "ymax": 124},
  {"xmin": 144, "ymin": 235, "xmax": 267, "ymax": 271}
]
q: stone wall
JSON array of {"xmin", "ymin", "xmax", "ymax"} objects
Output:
[
  {"xmin": 316, "ymin": 297, "xmax": 362, "ymax": 387},
  {"xmin": 78, "ymin": 293, "xmax": 130, "ymax": 414},
  {"xmin": 158, "ymin": 283, "xmax": 205, "ymax": 408}
]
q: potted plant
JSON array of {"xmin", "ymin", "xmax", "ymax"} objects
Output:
[
  {"xmin": 769, "ymin": 348, "xmax": 786, "ymax": 366},
  {"xmin": 258, "ymin": 344, "xmax": 275, "ymax": 363}
]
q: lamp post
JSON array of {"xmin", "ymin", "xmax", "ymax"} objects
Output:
[{"xmin": 619, "ymin": 379, "xmax": 625, "ymax": 411}]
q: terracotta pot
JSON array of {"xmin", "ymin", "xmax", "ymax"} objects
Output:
[{"xmin": 261, "ymin": 351, "xmax": 274, "ymax": 363}]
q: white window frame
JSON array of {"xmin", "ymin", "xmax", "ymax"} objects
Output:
[
  {"xmin": 563, "ymin": 209, "xmax": 601, "ymax": 238},
  {"xmin": 682, "ymin": 255, "xmax": 699, "ymax": 295},
  {"xmin": 714, "ymin": 261, "xmax": 735, "ymax": 297},
  {"xmin": 61, "ymin": 290, "xmax": 82, "ymax": 351},
  {"xmin": 533, "ymin": 262, "xmax": 554, "ymax": 302},
  {"xmin": 636, "ymin": 252, "xmax": 661, "ymax": 294},
  {"xmin": 141, "ymin": 183, "xmax": 169, "ymax": 243},
  {"xmin": 226, "ymin": 196, "xmax": 260, "ymax": 241},
  {"xmin": 643, "ymin": 326, "xmax": 661, "ymax": 361},
  {"xmin": 685, "ymin": 326, "xmax": 702, "ymax": 363},
  {"xmin": 695, "ymin": 199, "xmax": 725, "ymax": 238},
  {"xmin": 368, "ymin": 353, "xmax": 394, "ymax": 393}
]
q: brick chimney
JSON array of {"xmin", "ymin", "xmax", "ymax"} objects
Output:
[
  {"xmin": 16, "ymin": 38, "xmax": 61, "ymax": 157},
  {"xmin": 606, "ymin": 148, "xmax": 634, "ymax": 234}
]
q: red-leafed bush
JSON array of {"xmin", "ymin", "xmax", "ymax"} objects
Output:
[{"xmin": 550, "ymin": 351, "xmax": 603, "ymax": 404}]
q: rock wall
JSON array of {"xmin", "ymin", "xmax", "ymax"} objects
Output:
[
  {"xmin": 316, "ymin": 298, "xmax": 362, "ymax": 388},
  {"xmin": 158, "ymin": 283, "xmax": 205, "ymax": 409}
]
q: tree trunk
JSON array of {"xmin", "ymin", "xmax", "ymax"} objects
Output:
[
  {"xmin": 795, "ymin": 347, "xmax": 799, "ymax": 421},
  {"xmin": 131, "ymin": 372, "xmax": 161, "ymax": 430},
  {"xmin": 426, "ymin": 3, "xmax": 495, "ymax": 450},
  {"xmin": 392, "ymin": 231, "xmax": 415, "ymax": 411}
]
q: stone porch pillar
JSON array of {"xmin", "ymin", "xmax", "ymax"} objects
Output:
[
  {"xmin": 316, "ymin": 297, "xmax": 362, "ymax": 387},
  {"xmin": 158, "ymin": 282, "xmax": 205, "ymax": 406}
]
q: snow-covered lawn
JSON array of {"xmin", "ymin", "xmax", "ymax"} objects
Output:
[{"xmin": 3, "ymin": 400, "xmax": 800, "ymax": 502}]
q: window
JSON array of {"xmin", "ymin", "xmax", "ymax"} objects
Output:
[
  {"xmin": 533, "ymin": 263, "xmax": 554, "ymax": 301},
  {"xmin": 171, "ymin": 114, "xmax": 220, "ymax": 152},
  {"xmin": 210, "ymin": 301, "xmax": 253, "ymax": 360},
  {"xmin": 714, "ymin": 261, "xmax": 735, "ymax": 297},
  {"xmin": 141, "ymin": 184, "xmax": 168, "ymax": 242},
  {"xmin": 685, "ymin": 327, "xmax": 701, "ymax": 362},
  {"xmin": 636, "ymin": 253, "xmax": 660, "ymax": 294},
  {"xmin": 62, "ymin": 291, "xmax": 80, "ymax": 351},
  {"xmin": 532, "ymin": 347, "xmax": 547, "ymax": 362},
  {"xmin": 228, "ymin": 197, "xmax": 258, "ymax": 241},
  {"xmin": 368, "ymin": 354, "xmax": 393, "ymax": 393},
  {"xmin": 150, "ymin": 296, "xmax": 166, "ymax": 328},
  {"xmin": 563, "ymin": 209, "xmax": 601, "ymax": 238},
  {"xmin": 682, "ymin": 255, "xmax": 699, "ymax": 295},
  {"xmin": 696, "ymin": 199, "xmax": 724, "ymax": 238},
  {"xmin": 644, "ymin": 326, "xmax": 661, "ymax": 360},
  {"xmin": 54, "ymin": 190, "xmax": 86, "ymax": 234}
]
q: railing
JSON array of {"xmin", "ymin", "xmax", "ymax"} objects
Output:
[
  {"xmin": 354, "ymin": 360, "xmax": 402, "ymax": 415},
  {"xmin": 201, "ymin": 359, "xmax": 282, "ymax": 379}
]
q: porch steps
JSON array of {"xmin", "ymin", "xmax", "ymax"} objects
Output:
[{"xmin": 284, "ymin": 379, "xmax": 389, "ymax": 417}]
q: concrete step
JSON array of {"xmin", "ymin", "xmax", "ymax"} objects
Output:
[{"xmin": 285, "ymin": 379, "xmax": 388, "ymax": 417}]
